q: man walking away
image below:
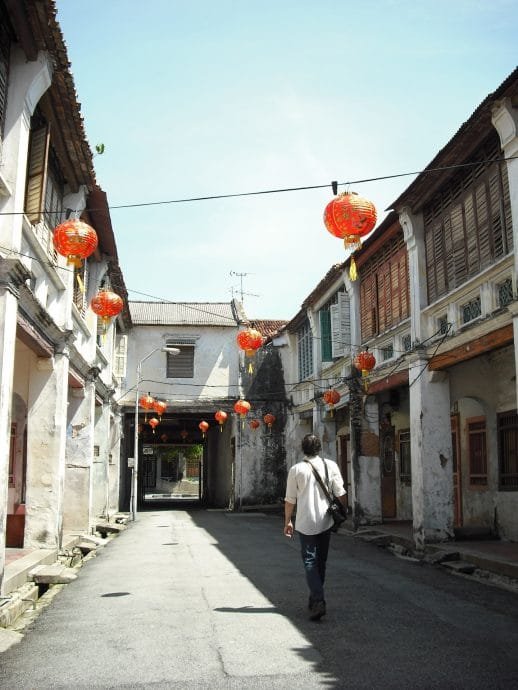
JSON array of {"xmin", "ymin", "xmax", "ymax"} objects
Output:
[{"xmin": 284, "ymin": 433, "xmax": 347, "ymax": 621}]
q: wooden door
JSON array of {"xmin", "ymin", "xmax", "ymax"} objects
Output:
[
  {"xmin": 451, "ymin": 414, "xmax": 463, "ymax": 527},
  {"xmin": 381, "ymin": 425, "xmax": 397, "ymax": 518}
]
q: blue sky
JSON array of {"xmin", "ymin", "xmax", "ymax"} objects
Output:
[{"xmin": 56, "ymin": 0, "xmax": 517, "ymax": 321}]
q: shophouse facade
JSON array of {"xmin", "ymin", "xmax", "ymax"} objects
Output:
[
  {"xmin": 0, "ymin": 1, "xmax": 130, "ymax": 593},
  {"xmin": 272, "ymin": 68, "xmax": 518, "ymax": 547}
]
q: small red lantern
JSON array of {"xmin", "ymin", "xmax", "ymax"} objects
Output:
[
  {"xmin": 354, "ymin": 348, "xmax": 376, "ymax": 390},
  {"xmin": 215, "ymin": 410, "xmax": 227, "ymax": 432},
  {"xmin": 152, "ymin": 400, "xmax": 167, "ymax": 420},
  {"xmin": 263, "ymin": 413, "xmax": 276, "ymax": 429},
  {"xmin": 323, "ymin": 389, "xmax": 341, "ymax": 409},
  {"xmin": 139, "ymin": 393, "xmax": 155, "ymax": 421},
  {"xmin": 53, "ymin": 219, "xmax": 98, "ymax": 268},
  {"xmin": 180, "ymin": 429, "xmax": 188, "ymax": 441},
  {"xmin": 249, "ymin": 419, "xmax": 261, "ymax": 431},
  {"xmin": 236, "ymin": 328, "xmax": 263, "ymax": 373},
  {"xmin": 91, "ymin": 290, "xmax": 123, "ymax": 332},
  {"xmin": 324, "ymin": 192, "xmax": 376, "ymax": 280},
  {"xmin": 199, "ymin": 420, "xmax": 209, "ymax": 438},
  {"xmin": 160, "ymin": 433, "xmax": 168, "ymax": 443},
  {"xmin": 234, "ymin": 399, "xmax": 251, "ymax": 418},
  {"xmin": 148, "ymin": 417, "xmax": 159, "ymax": 434}
]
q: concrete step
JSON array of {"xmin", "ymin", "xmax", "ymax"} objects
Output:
[
  {"xmin": 95, "ymin": 522, "xmax": 126, "ymax": 537},
  {"xmin": 454, "ymin": 526, "xmax": 499, "ymax": 541},
  {"xmin": 441, "ymin": 561, "xmax": 477, "ymax": 575},
  {"xmin": 28, "ymin": 564, "xmax": 78, "ymax": 585}
]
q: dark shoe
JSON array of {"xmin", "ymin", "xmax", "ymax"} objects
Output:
[{"xmin": 309, "ymin": 600, "xmax": 326, "ymax": 621}]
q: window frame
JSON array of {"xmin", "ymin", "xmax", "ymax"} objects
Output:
[
  {"xmin": 467, "ymin": 416, "xmax": 488, "ymax": 487},
  {"xmin": 297, "ymin": 319, "xmax": 313, "ymax": 381},
  {"xmin": 497, "ymin": 409, "xmax": 518, "ymax": 491},
  {"xmin": 398, "ymin": 428, "xmax": 411, "ymax": 484}
]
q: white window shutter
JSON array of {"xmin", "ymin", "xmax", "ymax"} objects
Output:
[
  {"xmin": 330, "ymin": 303, "xmax": 344, "ymax": 358},
  {"xmin": 113, "ymin": 335, "xmax": 127, "ymax": 378},
  {"xmin": 338, "ymin": 291, "xmax": 351, "ymax": 357}
]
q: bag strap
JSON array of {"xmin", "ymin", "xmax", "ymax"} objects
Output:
[{"xmin": 305, "ymin": 459, "xmax": 333, "ymax": 508}]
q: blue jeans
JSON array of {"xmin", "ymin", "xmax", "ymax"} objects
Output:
[{"xmin": 298, "ymin": 529, "xmax": 332, "ymax": 603}]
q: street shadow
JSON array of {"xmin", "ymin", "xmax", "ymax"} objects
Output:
[{"xmin": 185, "ymin": 509, "xmax": 518, "ymax": 690}]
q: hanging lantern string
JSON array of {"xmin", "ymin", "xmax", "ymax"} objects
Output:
[{"xmin": 0, "ymin": 157, "xmax": 515, "ymax": 216}]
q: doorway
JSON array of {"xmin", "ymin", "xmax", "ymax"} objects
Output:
[
  {"xmin": 451, "ymin": 414, "xmax": 463, "ymax": 527},
  {"xmin": 380, "ymin": 424, "xmax": 396, "ymax": 518}
]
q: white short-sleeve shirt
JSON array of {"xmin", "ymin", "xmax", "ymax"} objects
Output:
[{"xmin": 285, "ymin": 455, "xmax": 346, "ymax": 535}]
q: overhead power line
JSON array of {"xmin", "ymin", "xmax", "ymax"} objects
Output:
[{"xmin": 0, "ymin": 156, "xmax": 515, "ymax": 216}]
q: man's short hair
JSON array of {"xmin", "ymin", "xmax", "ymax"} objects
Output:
[{"xmin": 302, "ymin": 434, "xmax": 321, "ymax": 457}]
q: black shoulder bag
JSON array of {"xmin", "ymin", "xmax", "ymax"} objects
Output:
[{"xmin": 306, "ymin": 460, "xmax": 347, "ymax": 532}]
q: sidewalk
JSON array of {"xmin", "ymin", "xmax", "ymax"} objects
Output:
[{"xmin": 350, "ymin": 520, "xmax": 518, "ymax": 582}]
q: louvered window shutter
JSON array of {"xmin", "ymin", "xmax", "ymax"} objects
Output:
[
  {"xmin": 25, "ymin": 124, "xmax": 50, "ymax": 224},
  {"xmin": 330, "ymin": 302, "xmax": 343, "ymax": 358},
  {"xmin": 114, "ymin": 335, "xmax": 128, "ymax": 378},
  {"xmin": 338, "ymin": 291, "xmax": 351, "ymax": 357},
  {"xmin": 320, "ymin": 309, "xmax": 333, "ymax": 362}
]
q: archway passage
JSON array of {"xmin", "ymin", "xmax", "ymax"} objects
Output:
[{"xmin": 126, "ymin": 410, "xmax": 233, "ymax": 511}]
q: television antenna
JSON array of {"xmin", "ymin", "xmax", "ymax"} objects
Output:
[{"xmin": 229, "ymin": 271, "xmax": 259, "ymax": 303}]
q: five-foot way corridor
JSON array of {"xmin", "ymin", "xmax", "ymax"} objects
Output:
[{"xmin": 1, "ymin": 510, "xmax": 518, "ymax": 689}]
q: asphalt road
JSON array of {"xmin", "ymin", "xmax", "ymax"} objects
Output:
[{"xmin": 1, "ymin": 509, "xmax": 518, "ymax": 689}]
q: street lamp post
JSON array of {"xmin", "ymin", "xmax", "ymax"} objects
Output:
[{"xmin": 131, "ymin": 345, "xmax": 179, "ymax": 521}]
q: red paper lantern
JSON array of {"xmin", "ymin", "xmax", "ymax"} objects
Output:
[
  {"xmin": 160, "ymin": 433, "xmax": 168, "ymax": 443},
  {"xmin": 263, "ymin": 413, "xmax": 276, "ymax": 428},
  {"xmin": 148, "ymin": 417, "xmax": 159, "ymax": 434},
  {"xmin": 90, "ymin": 290, "xmax": 123, "ymax": 330},
  {"xmin": 236, "ymin": 328, "xmax": 263, "ymax": 373},
  {"xmin": 139, "ymin": 393, "xmax": 155, "ymax": 422},
  {"xmin": 215, "ymin": 410, "xmax": 227, "ymax": 431},
  {"xmin": 234, "ymin": 399, "xmax": 251, "ymax": 418},
  {"xmin": 354, "ymin": 348, "xmax": 376, "ymax": 390},
  {"xmin": 323, "ymin": 389, "xmax": 341, "ymax": 408},
  {"xmin": 139, "ymin": 393, "xmax": 155, "ymax": 410},
  {"xmin": 53, "ymin": 219, "xmax": 98, "ymax": 268},
  {"xmin": 199, "ymin": 420, "xmax": 209, "ymax": 438},
  {"xmin": 152, "ymin": 400, "xmax": 167, "ymax": 420},
  {"xmin": 324, "ymin": 192, "xmax": 377, "ymax": 249},
  {"xmin": 249, "ymin": 419, "xmax": 261, "ymax": 430},
  {"xmin": 180, "ymin": 429, "xmax": 188, "ymax": 441}
]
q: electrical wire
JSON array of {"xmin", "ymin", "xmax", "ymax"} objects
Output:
[{"xmin": 0, "ymin": 156, "xmax": 515, "ymax": 216}]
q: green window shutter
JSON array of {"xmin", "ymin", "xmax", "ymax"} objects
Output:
[{"xmin": 320, "ymin": 309, "xmax": 332, "ymax": 361}]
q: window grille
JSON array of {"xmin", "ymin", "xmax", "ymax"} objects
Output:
[
  {"xmin": 437, "ymin": 315, "xmax": 449, "ymax": 334},
  {"xmin": 320, "ymin": 309, "xmax": 332, "ymax": 362},
  {"xmin": 461, "ymin": 296, "xmax": 481, "ymax": 324},
  {"xmin": 402, "ymin": 334, "xmax": 412, "ymax": 352},
  {"xmin": 93, "ymin": 445, "xmax": 100, "ymax": 457},
  {"xmin": 468, "ymin": 417, "xmax": 487, "ymax": 486},
  {"xmin": 399, "ymin": 429, "xmax": 411, "ymax": 483},
  {"xmin": 498, "ymin": 410, "xmax": 518, "ymax": 490},
  {"xmin": 381, "ymin": 343, "xmax": 394, "ymax": 361},
  {"xmin": 497, "ymin": 278, "xmax": 513, "ymax": 308},
  {"xmin": 297, "ymin": 319, "xmax": 313, "ymax": 380}
]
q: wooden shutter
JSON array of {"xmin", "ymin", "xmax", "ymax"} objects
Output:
[
  {"xmin": 113, "ymin": 335, "xmax": 128, "ymax": 378},
  {"xmin": 167, "ymin": 346, "xmax": 194, "ymax": 378},
  {"xmin": 330, "ymin": 302, "xmax": 343, "ymax": 358},
  {"xmin": 320, "ymin": 309, "xmax": 333, "ymax": 362},
  {"xmin": 25, "ymin": 124, "xmax": 50, "ymax": 224},
  {"xmin": 338, "ymin": 291, "xmax": 351, "ymax": 357}
]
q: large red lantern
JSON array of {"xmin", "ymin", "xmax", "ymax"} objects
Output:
[
  {"xmin": 90, "ymin": 290, "xmax": 123, "ymax": 331},
  {"xmin": 152, "ymin": 400, "xmax": 167, "ymax": 420},
  {"xmin": 53, "ymin": 219, "xmax": 98, "ymax": 268},
  {"xmin": 263, "ymin": 413, "xmax": 276, "ymax": 429},
  {"xmin": 354, "ymin": 348, "xmax": 376, "ymax": 390},
  {"xmin": 199, "ymin": 420, "xmax": 209, "ymax": 438},
  {"xmin": 236, "ymin": 328, "xmax": 263, "ymax": 373},
  {"xmin": 324, "ymin": 192, "xmax": 376, "ymax": 280},
  {"xmin": 148, "ymin": 417, "xmax": 159, "ymax": 434},
  {"xmin": 234, "ymin": 399, "xmax": 251, "ymax": 418},
  {"xmin": 215, "ymin": 410, "xmax": 227, "ymax": 432}
]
